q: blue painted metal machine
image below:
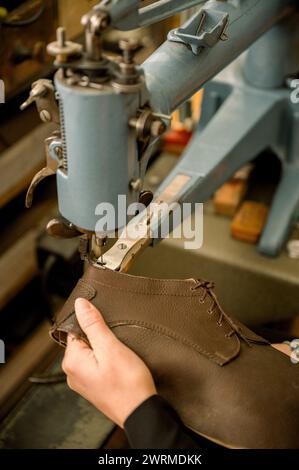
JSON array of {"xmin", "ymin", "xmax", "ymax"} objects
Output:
[{"xmin": 22, "ymin": 0, "xmax": 299, "ymax": 270}]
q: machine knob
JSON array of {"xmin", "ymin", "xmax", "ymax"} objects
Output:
[{"xmin": 47, "ymin": 27, "xmax": 82, "ymax": 63}]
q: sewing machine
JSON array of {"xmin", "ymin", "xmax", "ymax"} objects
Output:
[{"xmin": 21, "ymin": 0, "xmax": 299, "ymax": 273}]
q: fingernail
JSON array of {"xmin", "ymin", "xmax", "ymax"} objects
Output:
[{"xmin": 75, "ymin": 298, "xmax": 90, "ymax": 310}]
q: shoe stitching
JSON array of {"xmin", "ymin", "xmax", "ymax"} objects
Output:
[
  {"xmin": 109, "ymin": 319, "xmax": 239, "ymax": 366},
  {"xmin": 85, "ymin": 278, "xmax": 205, "ymax": 297},
  {"xmin": 54, "ymin": 278, "xmax": 249, "ymax": 353}
]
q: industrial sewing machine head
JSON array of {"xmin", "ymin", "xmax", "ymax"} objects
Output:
[
  {"xmin": 22, "ymin": 0, "xmax": 299, "ymax": 269},
  {"xmin": 21, "ymin": 1, "xmax": 171, "ymax": 266}
]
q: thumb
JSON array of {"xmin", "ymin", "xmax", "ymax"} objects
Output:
[{"xmin": 75, "ymin": 298, "xmax": 115, "ymax": 353}]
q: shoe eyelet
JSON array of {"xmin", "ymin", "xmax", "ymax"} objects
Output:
[
  {"xmin": 200, "ymin": 298, "xmax": 205, "ymax": 304},
  {"xmin": 207, "ymin": 308, "xmax": 213, "ymax": 315}
]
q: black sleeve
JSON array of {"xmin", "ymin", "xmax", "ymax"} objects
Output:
[{"xmin": 124, "ymin": 395, "xmax": 204, "ymax": 449}]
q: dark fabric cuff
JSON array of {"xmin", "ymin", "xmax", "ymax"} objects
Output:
[{"xmin": 124, "ymin": 395, "xmax": 201, "ymax": 449}]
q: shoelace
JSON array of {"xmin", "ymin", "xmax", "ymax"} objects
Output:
[{"xmin": 192, "ymin": 280, "xmax": 251, "ymax": 347}]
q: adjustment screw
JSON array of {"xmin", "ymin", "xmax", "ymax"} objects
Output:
[
  {"xmin": 119, "ymin": 38, "xmax": 139, "ymax": 64},
  {"xmin": 40, "ymin": 109, "xmax": 52, "ymax": 122}
]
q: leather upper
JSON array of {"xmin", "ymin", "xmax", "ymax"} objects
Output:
[{"xmin": 50, "ymin": 264, "xmax": 299, "ymax": 449}]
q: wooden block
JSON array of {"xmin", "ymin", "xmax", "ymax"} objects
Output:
[
  {"xmin": 0, "ymin": 193, "xmax": 58, "ymax": 310},
  {"xmin": 214, "ymin": 179, "xmax": 248, "ymax": 217},
  {"xmin": 231, "ymin": 201, "xmax": 269, "ymax": 244},
  {"xmin": 0, "ymin": 230, "xmax": 39, "ymax": 310},
  {"xmin": 192, "ymin": 90, "xmax": 204, "ymax": 122},
  {"xmin": 0, "ymin": 122, "xmax": 56, "ymax": 208},
  {"xmin": 163, "ymin": 129, "xmax": 192, "ymax": 155}
]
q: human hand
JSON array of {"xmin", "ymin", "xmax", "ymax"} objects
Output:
[{"xmin": 62, "ymin": 298, "xmax": 157, "ymax": 428}]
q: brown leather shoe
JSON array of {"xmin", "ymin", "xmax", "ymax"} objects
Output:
[{"xmin": 50, "ymin": 264, "xmax": 299, "ymax": 449}]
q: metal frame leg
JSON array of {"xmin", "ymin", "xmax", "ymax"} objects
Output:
[
  {"xmin": 156, "ymin": 85, "xmax": 284, "ymax": 205},
  {"xmin": 258, "ymin": 165, "xmax": 299, "ymax": 256}
]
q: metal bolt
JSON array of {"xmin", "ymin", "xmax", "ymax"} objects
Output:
[
  {"xmin": 54, "ymin": 146, "xmax": 62, "ymax": 158},
  {"xmin": 139, "ymin": 190, "xmax": 153, "ymax": 208},
  {"xmin": 40, "ymin": 109, "xmax": 52, "ymax": 122},
  {"xmin": 118, "ymin": 243, "xmax": 127, "ymax": 250},
  {"xmin": 57, "ymin": 27, "xmax": 66, "ymax": 48},
  {"xmin": 150, "ymin": 120, "xmax": 166, "ymax": 137},
  {"xmin": 119, "ymin": 39, "xmax": 138, "ymax": 64}
]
